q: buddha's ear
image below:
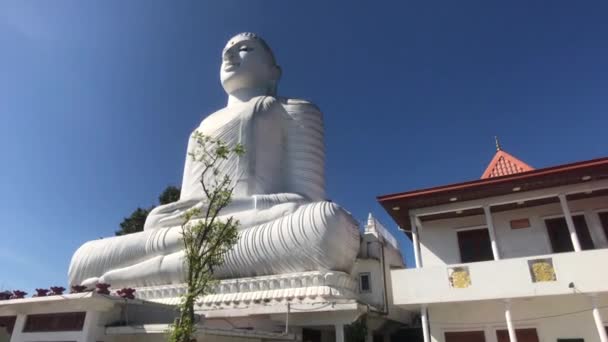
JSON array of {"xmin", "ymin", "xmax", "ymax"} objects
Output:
[{"xmin": 271, "ymin": 65, "xmax": 282, "ymax": 81}]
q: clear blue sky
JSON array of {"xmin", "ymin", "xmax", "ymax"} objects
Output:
[{"xmin": 1, "ymin": 1, "xmax": 607, "ymax": 293}]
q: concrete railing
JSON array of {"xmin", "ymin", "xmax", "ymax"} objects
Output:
[{"xmin": 391, "ymin": 248, "xmax": 608, "ymax": 306}]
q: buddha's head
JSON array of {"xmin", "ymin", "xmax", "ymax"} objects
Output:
[{"xmin": 220, "ymin": 33, "xmax": 281, "ymax": 96}]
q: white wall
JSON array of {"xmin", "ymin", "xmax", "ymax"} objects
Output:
[
  {"xmin": 352, "ymin": 258, "xmax": 384, "ymax": 309},
  {"xmin": 428, "ymin": 293, "xmax": 608, "ymax": 342},
  {"xmin": 419, "ymin": 195, "xmax": 608, "ymax": 267},
  {"xmin": 392, "ymin": 248, "xmax": 608, "ymax": 305}
]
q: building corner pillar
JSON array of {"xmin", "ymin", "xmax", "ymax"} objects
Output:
[
  {"xmin": 591, "ymin": 295, "xmax": 608, "ymax": 342},
  {"xmin": 483, "ymin": 205, "xmax": 501, "ymax": 260},
  {"xmin": 558, "ymin": 194, "xmax": 582, "ymax": 252},
  {"xmin": 410, "ymin": 215, "xmax": 423, "ymax": 268},
  {"xmin": 421, "ymin": 305, "xmax": 430, "ymax": 342},
  {"xmin": 335, "ymin": 323, "xmax": 344, "ymax": 342},
  {"xmin": 9, "ymin": 314, "xmax": 26, "ymax": 342},
  {"xmin": 504, "ymin": 300, "xmax": 517, "ymax": 342}
]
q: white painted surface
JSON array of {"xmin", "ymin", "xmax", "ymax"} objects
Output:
[
  {"xmin": 421, "ymin": 305, "xmax": 430, "ymax": 342},
  {"xmin": 68, "ymin": 33, "xmax": 361, "ymax": 290},
  {"xmin": 411, "ymin": 215, "xmax": 422, "ymax": 268},
  {"xmin": 335, "ymin": 324, "xmax": 344, "ymax": 342},
  {"xmin": 483, "ymin": 205, "xmax": 501, "ymax": 260},
  {"xmin": 135, "ymin": 270, "xmax": 359, "ymax": 306},
  {"xmin": 391, "ymin": 248, "xmax": 608, "ymax": 305},
  {"xmin": 591, "ymin": 295, "xmax": 608, "ymax": 342},
  {"xmin": 559, "ymin": 194, "xmax": 582, "ymax": 252},
  {"xmin": 503, "ymin": 301, "xmax": 517, "ymax": 342},
  {"xmin": 426, "ymin": 294, "xmax": 608, "ymax": 342}
]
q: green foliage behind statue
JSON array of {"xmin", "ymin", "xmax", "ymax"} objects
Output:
[{"xmin": 114, "ymin": 186, "xmax": 180, "ymax": 236}]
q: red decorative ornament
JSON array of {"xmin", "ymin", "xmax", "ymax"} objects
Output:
[
  {"xmin": 11, "ymin": 290, "xmax": 27, "ymax": 299},
  {"xmin": 49, "ymin": 286, "xmax": 66, "ymax": 295},
  {"xmin": 116, "ymin": 288, "xmax": 136, "ymax": 300},
  {"xmin": 95, "ymin": 283, "xmax": 111, "ymax": 295},
  {"xmin": 34, "ymin": 289, "xmax": 50, "ymax": 297}
]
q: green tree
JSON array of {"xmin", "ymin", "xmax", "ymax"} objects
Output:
[
  {"xmin": 168, "ymin": 132, "xmax": 243, "ymax": 342},
  {"xmin": 115, "ymin": 207, "xmax": 150, "ymax": 236},
  {"xmin": 159, "ymin": 185, "xmax": 181, "ymax": 205},
  {"xmin": 114, "ymin": 186, "xmax": 181, "ymax": 236}
]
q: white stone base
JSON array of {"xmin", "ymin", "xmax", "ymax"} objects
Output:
[{"xmin": 135, "ymin": 271, "xmax": 358, "ymax": 309}]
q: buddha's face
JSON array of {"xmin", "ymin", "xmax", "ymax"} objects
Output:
[{"xmin": 220, "ymin": 35, "xmax": 280, "ymax": 95}]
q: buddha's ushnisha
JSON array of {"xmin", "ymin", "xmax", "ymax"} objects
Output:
[{"xmin": 69, "ymin": 33, "xmax": 360, "ymax": 288}]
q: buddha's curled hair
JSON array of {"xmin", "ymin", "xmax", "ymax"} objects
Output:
[{"xmin": 232, "ymin": 32, "xmax": 278, "ymax": 66}]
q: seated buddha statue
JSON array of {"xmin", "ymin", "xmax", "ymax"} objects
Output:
[{"xmin": 68, "ymin": 33, "xmax": 361, "ymax": 289}]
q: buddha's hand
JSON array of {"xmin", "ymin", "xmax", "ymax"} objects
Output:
[
  {"xmin": 143, "ymin": 197, "xmax": 258, "ymax": 230},
  {"xmin": 143, "ymin": 199, "xmax": 200, "ymax": 230}
]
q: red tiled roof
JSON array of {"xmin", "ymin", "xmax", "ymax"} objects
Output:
[{"xmin": 481, "ymin": 150, "xmax": 534, "ymax": 179}]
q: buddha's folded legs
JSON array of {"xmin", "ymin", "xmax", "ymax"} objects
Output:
[
  {"xmin": 92, "ymin": 251, "xmax": 186, "ymax": 288},
  {"xmin": 69, "ymin": 226, "xmax": 184, "ymax": 287},
  {"xmin": 214, "ymin": 201, "xmax": 361, "ymax": 279},
  {"xmin": 69, "ymin": 201, "xmax": 360, "ymax": 289}
]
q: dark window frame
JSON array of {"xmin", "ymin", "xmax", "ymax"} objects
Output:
[
  {"xmin": 545, "ymin": 214, "xmax": 594, "ymax": 253},
  {"xmin": 23, "ymin": 312, "xmax": 86, "ymax": 332},
  {"xmin": 0, "ymin": 316, "xmax": 16, "ymax": 335},
  {"xmin": 359, "ymin": 272, "xmax": 371, "ymax": 293},
  {"xmin": 457, "ymin": 227, "xmax": 494, "ymax": 263},
  {"xmin": 598, "ymin": 211, "xmax": 608, "ymax": 242},
  {"xmin": 445, "ymin": 330, "xmax": 486, "ymax": 342},
  {"xmin": 496, "ymin": 328, "xmax": 539, "ymax": 342}
]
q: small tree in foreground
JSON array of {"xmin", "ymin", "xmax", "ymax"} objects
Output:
[{"xmin": 168, "ymin": 132, "xmax": 244, "ymax": 342}]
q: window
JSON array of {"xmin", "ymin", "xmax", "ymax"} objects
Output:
[
  {"xmin": 445, "ymin": 331, "xmax": 485, "ymax": 342},
  {"xmin": 545, "ymin": 215, "xmax": 594, "ymax": 253},
  {"xmin": 0, "ymin": 316, "xmax": 16, "ymax": 335},
  {"xmin": 457, "ymin": 228, "xmax": 494, "ymax": 263},
  {"xmin": 496, "ymin": 328, "xmax": 539, "ymax": 342},
  {"xmin": 23, "ymin": 312, "xmax": 86, "ymax": 332},
  {"xmin": 598, "ymin": 212, "xmax": 608, "ymax": 242},
  {"xmin": 0, "ymin": 316, "xmax": 16, "ymax": 341},
  {"xmin": 302, "ymin": 328, "xmax": 321, "ymax": 342},
  {"xmin": 359, "ymin": 273, "xmax": 371, "ymax": 293}
]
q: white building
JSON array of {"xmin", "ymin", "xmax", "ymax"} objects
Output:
[
  {"xmin": 379, "ymin": 146, "xmax": 608, "ymax": 342},
  {"xmin": 0, "ymin": 216, "xmax": 409, "ymax": 342},
  {"xmin": 0, "ymin": 292, "xmax": 296, "ymax": 342}
]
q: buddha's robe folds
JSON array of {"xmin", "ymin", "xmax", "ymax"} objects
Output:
[{"xmin": 68, "ymin": 96, "xmax": 360, "ymax": 288}]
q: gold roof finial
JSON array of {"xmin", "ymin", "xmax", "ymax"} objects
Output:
[{"xmin": 495, "ymin": 136, "xmax": 502, "ymax": 151}]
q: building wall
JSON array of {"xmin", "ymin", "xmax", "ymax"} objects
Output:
[
  {"xmin": 391, "ymin": 247, "xmax": 608, "ymax": 305},
  {"xmin": 428, "ymin": 293, "xmax": 608, "ymax": 342},
  {"xmin": 352, "ymin": 258, "xmax": 384, "ymax": 308},
  {"xmin": 419, "ymin": 195, "xmax": 608, "ymax": 267},
  {"xmin": 8, "ymin": 308, "xmax": 120, "ymax": 342}
]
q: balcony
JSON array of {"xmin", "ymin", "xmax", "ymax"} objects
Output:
[{"xmin": 390, "ymin": 248, "xmax": 608, "ymax": 306}]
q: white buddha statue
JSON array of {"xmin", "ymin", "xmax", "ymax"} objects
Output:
[{"xmin": 69, "ymin": 33, "xmax": 360, "ymax": 289}]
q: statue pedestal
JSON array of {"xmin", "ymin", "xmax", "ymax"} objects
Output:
[{"xmin": 134, "ymin": 271, "xmax": 359, "ymax": 309}]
